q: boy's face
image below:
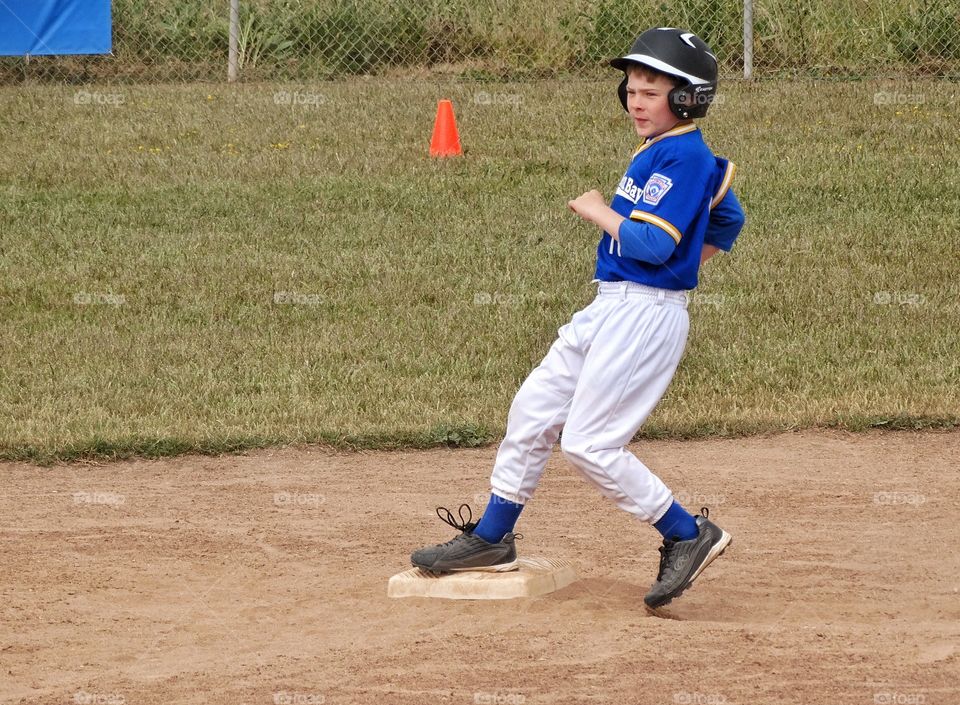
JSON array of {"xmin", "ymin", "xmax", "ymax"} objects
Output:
[{"xmin": 625, "ymin": 69, "xmax": 683, "ymax": 139}]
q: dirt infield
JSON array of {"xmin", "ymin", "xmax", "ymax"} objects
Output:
[{"xmin": 2, "ymin": 430, "xmax": 958, "ymax": 705}]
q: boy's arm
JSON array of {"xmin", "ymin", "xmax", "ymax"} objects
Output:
[
  {"xmin": 702, "ymin": 182, "xmax": 746, "ymax": 258},
  {"xmin": 568, "ymin": 189, "xmax": 680, "ymax": 265},
  {"xmin": 568, "ymin": 190, "xmax": 625, "ymax": 239},
  {"xmin": 569, "ymin": 185, "xmax": 745, "ymax": 267},
  {"xmin": 571, "ymin": 151, "xmax": 722, "ymax": 265}
]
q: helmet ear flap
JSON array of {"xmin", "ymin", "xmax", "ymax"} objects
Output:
[
  {"xmin": 617, "ymin": 76, "xmax": 628, "ymax": 112},
  {"xmin": 668, "ymin": 86, "xmax": 692, "ymax": 119},
  {"xmin": 668, "ymin": 83, "xmax": 717, "ymax": 119}
]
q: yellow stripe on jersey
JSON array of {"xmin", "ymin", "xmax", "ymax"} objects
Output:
[
  {"xmin": 628, "ymin": 210, "xmax": 682, "ymax": 244},
  {"xmin": 710, "ymin": 160, "xmax": 737, "ymax": 210},
  {"xmin": 632, "ymin": 123, "xmax": 699, "ymax": 158}
]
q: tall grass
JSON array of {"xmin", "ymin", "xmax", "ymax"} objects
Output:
[{"xmin": 2, "ymin": 0, "xmax": 959, "ymax": 83}]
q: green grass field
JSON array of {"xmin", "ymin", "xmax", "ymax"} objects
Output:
[{"xmin": 1, "ymin": 79, "xmax": 958, "ymax": 462}]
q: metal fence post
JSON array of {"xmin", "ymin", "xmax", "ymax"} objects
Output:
[
  {"xmin": 743, "ymin": 0, "xmax": 754, "ymax": 79},
  {"xmin": 228, "ymin": 0, "xmax": 239, "ymax": 82}
]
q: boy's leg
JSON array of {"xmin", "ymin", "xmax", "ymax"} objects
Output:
[
  {"xmin": 486, "ymin": 318, "xmax": 588, "ymax": 505},
  {"xmin": 558, "ymin": 288, "xmax": 731, "ymax": 607},
  {"xmin": 559, "ymin": 290, "xmax": 689, "ymax": 522},
  {"xmin": 411, "ymin": 299, "xmax": 603, "ymax": 571},
  {"xmin": 470, "ymin": 329, "xmax": 585, "ymax": 543}
]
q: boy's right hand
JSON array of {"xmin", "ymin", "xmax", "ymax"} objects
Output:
[
  {"xmin": 568, "ymin": 190, "xmax": 625, "ymax": 240},
  {"xmin": 567, "ymin": 189, "xmax": 607, "ymax": 220}
]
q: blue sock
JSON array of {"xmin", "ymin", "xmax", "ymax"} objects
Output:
[
  {"xmin": 473, "ymin": 493, "xmax": 524, "ymax": 544},
  {"xmin": 654, "ymin": 500, "xmax": 699, "ymax": 541}
]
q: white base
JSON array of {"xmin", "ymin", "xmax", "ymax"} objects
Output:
[{"xmin": 388, "ymin": 557, "xmax": 577, "ymax": 600}]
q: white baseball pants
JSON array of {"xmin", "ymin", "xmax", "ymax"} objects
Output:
[{"xmin": 489, "ymin": 280, "xmax": 690, "ymax": 524}]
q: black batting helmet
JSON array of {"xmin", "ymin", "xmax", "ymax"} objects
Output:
[{"xmin": 610, "ymin": 27, "xmax": 719, "ymax": 119}]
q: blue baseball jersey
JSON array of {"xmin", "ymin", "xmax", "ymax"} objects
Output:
[{"xmin": 595, "ymin": 123, "xmax": 744, "ymax": 290}]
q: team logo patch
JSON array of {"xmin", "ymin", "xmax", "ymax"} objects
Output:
[{"xmin": 642, "ymin": 173, "xmax": 673, "ymax": 206}]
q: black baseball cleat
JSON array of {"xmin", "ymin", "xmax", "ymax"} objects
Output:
[
  {"xmin": 644, "ymin": 507, "xmax": 732, "ymax": 609},
  {"xmin": 411, "ymin": 504, "xmax": 521, "ymax": 574}
]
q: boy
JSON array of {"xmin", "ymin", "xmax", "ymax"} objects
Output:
[{"xmin": 411, "ymin": 28, "xmax": 745, "ymax": 609}]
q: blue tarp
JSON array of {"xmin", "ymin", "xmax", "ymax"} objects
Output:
[{"xmin": 0, "ymin": 0, "xmax": 111, "ymax": 56}]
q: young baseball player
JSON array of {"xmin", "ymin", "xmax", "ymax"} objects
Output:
[{"xmin": 411, "ymin": 27, "xmax": 745, "ymax": 609}]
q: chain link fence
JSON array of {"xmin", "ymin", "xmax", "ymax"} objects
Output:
[{"xmin": 2, "ymin": 0, "xmax": 958, "ymax": 83}]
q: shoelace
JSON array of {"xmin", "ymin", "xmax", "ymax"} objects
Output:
[
  {"xmin": 435, "ymin": 504, "xmax": 477, "ymax": 533},
  {"xmin": 655, "ymin": 540, "xmax": 677, "ymax": 581}
]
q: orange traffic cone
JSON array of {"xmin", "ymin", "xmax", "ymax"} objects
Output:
[{"xmin": 429, "ymin": 99, "xmax": 462, "ymax": 157}]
